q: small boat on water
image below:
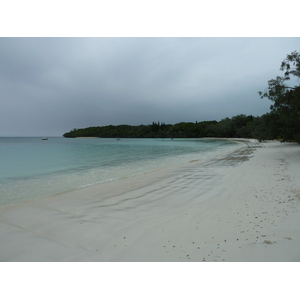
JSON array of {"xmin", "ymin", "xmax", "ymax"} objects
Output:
[{"xmin": 42, "ymin": 137, "xmax": 48, "ymax": 140}]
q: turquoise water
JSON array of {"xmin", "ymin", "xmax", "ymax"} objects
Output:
[{"xmin": 0, "ymin": 137, "xmax": 241, "ymax": 207}]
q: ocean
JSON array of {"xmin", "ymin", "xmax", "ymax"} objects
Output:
[{"xmin": 0, "ymin": 137, "xmax": 241, "ymax": 208}]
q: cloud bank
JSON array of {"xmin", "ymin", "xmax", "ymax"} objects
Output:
[{"xmin": 0, "ymin": 37, "xmax": 299, "ymax": 136}]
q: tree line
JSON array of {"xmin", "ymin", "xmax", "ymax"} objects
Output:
[
  {"xmin": 62, "ymin": 116, "xmax": 260, "ymax": 139},
  {"xmin": 63, "ymin": 51, "xmax": 300, "ymax": 142}
]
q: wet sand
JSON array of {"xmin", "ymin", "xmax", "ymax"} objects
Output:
[{"xmin": 0, "ymin": 139, "xmax": 300, "ymax": 261}]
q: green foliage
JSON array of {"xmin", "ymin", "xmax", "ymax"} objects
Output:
[
  {"xmin": 259, "ymin": 50, "xmax": 300, "ymax": 142},
  {"xmin": 252, "ymin": 113, "xmax": 280, "ymax": 141},
  {"xmin": 63, "ymin": 116, "xmax": 256, "ymax": 139}
]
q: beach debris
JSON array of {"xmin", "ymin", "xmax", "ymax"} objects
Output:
[{"xmin": 263, "ymin": 240, "xmax": 275, "ymax": 244}]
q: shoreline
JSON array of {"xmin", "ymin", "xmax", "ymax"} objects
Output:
[
  {"xmin": 0, "ymin": 138, "xmax": 244, "ymax": 210},
  {"xmin": 1, "ymin": 139, "xmax": 299, "ymax": 261}
]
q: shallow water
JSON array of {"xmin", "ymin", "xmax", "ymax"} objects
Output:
[{"xmin": 0, "ymin": 137, "xmax": 241, "ymax": 207}]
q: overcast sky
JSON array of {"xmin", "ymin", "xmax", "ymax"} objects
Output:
[{"xmin": 0, "ymin": 37, "xmax": 299, "ymax": 136}]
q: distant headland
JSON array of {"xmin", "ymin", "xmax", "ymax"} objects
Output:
[{"xmin": 63, "ymin": 115, "xmax": 258, "ymax": 139}]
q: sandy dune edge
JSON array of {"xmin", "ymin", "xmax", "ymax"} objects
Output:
[{"xmin": 0, "ymin": 140, "xmax": 300, "ymax": 262}]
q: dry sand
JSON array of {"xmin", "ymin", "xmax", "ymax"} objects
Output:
[{"xmin": 0, "ymin": 139, "xmax": 300, "ymax": 262}]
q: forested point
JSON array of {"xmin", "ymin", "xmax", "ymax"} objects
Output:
[
  {"xmin": 63, "ymin": 50, "xmax": 300, "ymax": 143},
  {"xmin": 63, "ymin": 117, "xmax": 256, "ymax": 139}
]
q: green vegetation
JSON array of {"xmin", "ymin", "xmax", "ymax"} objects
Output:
[
  {"xmin": 63, "ymin": 116, "xmax": 258, "ymax": 138},
  {"xmin": 63, "ymin": 51, "xmax": 300, "ymax": 142},
  {"xmin": 259, "ymin": 50, "xmax": 300, "ymax": 142}
]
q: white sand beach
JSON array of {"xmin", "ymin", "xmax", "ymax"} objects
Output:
[{"xmin": 0, "ymin": 139, "xmax": 300, "ymax": 262}]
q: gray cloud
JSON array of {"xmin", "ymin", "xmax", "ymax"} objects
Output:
[{"xmin": 0, "ymin": 37, "xmax": 299, "ymax": 136}]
